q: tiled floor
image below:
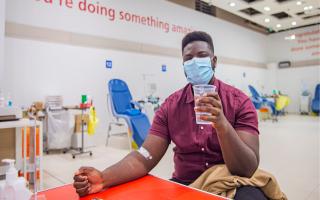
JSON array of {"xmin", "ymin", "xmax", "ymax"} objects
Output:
[{"xmin": 42, "ymin": 115, "xmax": 319, "ymax": 200}]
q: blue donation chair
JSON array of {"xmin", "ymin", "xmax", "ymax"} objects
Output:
[
  {"xmin": 311, "ymin": 84, "xmax": 320, "ymax": 114},
  {"xmin": 248, "ymin": 85, "xmax": 277, "ymax": 119},
  {"xmin": 107, "ymin": 79, "xmax": 150, "ymax": 149}
]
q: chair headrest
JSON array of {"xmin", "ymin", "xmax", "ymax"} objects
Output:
[
  {"xmin": 109, "ymin": 79, "xmax": 129, "ymax": 93},
  {"xmin": 315, "ymin": 84, "xmax": 320, "ymax": 97},
  {"xmin": 248, "ymin": 85, "xmax": 260, "ymax": 97}
]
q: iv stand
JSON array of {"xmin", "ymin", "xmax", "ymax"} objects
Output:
[
  {"xmin": 27, "ymin": 113, "xmax": 38, "ymax": 199},
  {"xmin": 28, "ymin": 113, "xmax": 46, "ymax": 200},
  {"xmin": 71, "ymin": 107, "xmax": 93, "ymax": 159}
]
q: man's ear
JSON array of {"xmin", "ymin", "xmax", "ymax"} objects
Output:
[{"xmin": 211, "ymin": 56, "xmax": 217, "ymax": 69}]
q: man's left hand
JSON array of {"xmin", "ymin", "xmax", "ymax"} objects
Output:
[{"xmin": 194, "ymin": 92, "xmax": 228, "ymax": 130}]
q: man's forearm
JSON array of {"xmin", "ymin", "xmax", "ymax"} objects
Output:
[
  {"xmin": 215, "ymin": 122, "xmax": 259, "ymax": 177},
  {"xmin": 101, "ymin": 151, "xmax": 150, "ymax": 188},
  {"xmin": 100, "ymin": 134, "xmax": 169, "ymax": 189}
]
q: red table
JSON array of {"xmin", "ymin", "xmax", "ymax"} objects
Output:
[{"xmin": 39, "ymin": 175, "xmax": 228, "ymax": 200}]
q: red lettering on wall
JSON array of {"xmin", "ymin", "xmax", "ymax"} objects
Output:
[
  {"xmin": 33, "ymin": 0, "xmax": 194, "ymax": 34},
  {"xmin": 291, "ymin": 47, "xmax": 304, "ymax": 52},
  {"xmin": 297, "ymin": 39, "xmax": 307, "ymax": 44},
  {"xmin": 312, "ymin": 51, "xmax": 320, "ymax": 56},
  {"xmin": 289, "ymin": 27, "xmax": 320, "ymax": 57},
  {"xmin": 60, "ymin": 0, "xmax": 73, "ymax": 8}
]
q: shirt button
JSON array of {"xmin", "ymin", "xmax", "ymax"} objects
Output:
[
  {"xmin": 200, "ymin": 126, "xmax": 204, "ymax": 130},
  {"xmin": 205, "ymin": 162, "xmax": 209, "ymax": 167},
  {"xmin": 201, "ymin": 148, "xmax": 205, "ymax": 152}
]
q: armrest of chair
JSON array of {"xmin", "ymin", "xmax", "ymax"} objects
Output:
[
  {"xmin": 130, "ymin": 100, "xmax": 144, "ymax": 111},
  {"xmin": 251, "ymin": 96, "xmax": 264, "ymax": 103}
]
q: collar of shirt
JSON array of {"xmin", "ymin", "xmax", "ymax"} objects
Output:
[{"xmin": 185, "ymin": 77, "xmax": 220, "ymax": 104}]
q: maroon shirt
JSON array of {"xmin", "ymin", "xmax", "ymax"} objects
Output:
[{"xmin": 149, "ymin": 78, "xmax": 259, "ymax": 183}]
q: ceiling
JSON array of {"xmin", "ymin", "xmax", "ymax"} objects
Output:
[{"xmin": 200, "ymin": 0, "xmax": 320, "ymax": 32}]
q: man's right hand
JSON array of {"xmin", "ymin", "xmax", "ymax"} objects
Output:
[
  {"xmin": 73, "ymin": 167, "xmax": 105, "ymax": 197},
  {"xmin": 72, "ymin": 135, "xmax": 169, "ymax": 197}
]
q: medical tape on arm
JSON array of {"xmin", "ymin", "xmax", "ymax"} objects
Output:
[{"xmin": 137, "ymin": 146, "xmax": 153, "ymax": 160}]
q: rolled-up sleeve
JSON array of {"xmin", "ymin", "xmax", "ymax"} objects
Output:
[
  {"xmin": 149, "ymin": 99, "xmax": 171, "ymax": 143},
  {"xmin": 234, "ymin": 97, "xmax": 259, "ymax": 135}
]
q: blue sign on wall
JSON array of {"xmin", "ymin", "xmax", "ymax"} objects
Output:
[
  {"xmin": 161, "ymin": 64, "xmax": 167, "ymax": 72},
  {"xmin": 106, "ymin": 60, "xmax": 112, "ymax": 69}
]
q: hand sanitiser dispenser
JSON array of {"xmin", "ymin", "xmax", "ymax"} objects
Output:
[{"xmin": 0, "ymin": 159, "xmax": 32, "ymax": 200}]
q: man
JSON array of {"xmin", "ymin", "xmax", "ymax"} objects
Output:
[{"xmin": 73, "ymin": 31, "xmax": 267, "ymax": 199}]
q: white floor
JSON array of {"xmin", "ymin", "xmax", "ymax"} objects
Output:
[{"xmin": 42, "ymin": 115, "xmax": 320, "ymax": 200}]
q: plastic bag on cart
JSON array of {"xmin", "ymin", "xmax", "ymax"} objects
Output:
[
  {"xmin": 47, "ymin": 110, "xmax": 74, "ymax": 149},
  {"xmin": 88, "ymin": 106, "xmax": 99, "ymax": 135}
]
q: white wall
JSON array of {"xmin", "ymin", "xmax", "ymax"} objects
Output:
[
  {"xmin": 264, "ymin": 63, "xmax": 320, "ymax": 113},
  {"xmin": 267, "ymin": 25, "xmax": 320, "ymax": 62},
  {"xmin": 0, "ymin": 0, "xmax": 5, "ymax": 86},
  {"xmin": 4, "ymin": 38, "xmax": 186, "ymax": 105},
  {"xmin": 266, "ymin": 25, "xmax": 320, "ymax": 113},
  {"xmin": 4, "ymin": 37, "xmax": 185, "ymax": 138},
  {"xmin": 215, "ymin": 64, "xmax": 267, "ymax": 96},
  {"xmin": 276, "ymin": 66, "xmax": 320, "ymax": 113},
  {"xmin": 5, "ymin": 0, "xmax": 268, "ymax": 62},
  {"xmin": 264, "ymin": 63, "xmax": 278, "ymax": 96}
]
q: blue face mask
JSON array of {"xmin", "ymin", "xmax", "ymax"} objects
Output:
[{"xmin": 183, "ymin": 57, "xmax": 214, "ymax": 85}]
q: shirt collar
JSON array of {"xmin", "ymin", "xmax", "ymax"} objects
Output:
[{"xmin": 185, "ymin": 78, "xmax": 220, "ymax": 104}]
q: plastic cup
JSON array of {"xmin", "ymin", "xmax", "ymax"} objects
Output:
[{"xmin": 193, "ymin": 84, "xmax": 216, "ymax": 125}]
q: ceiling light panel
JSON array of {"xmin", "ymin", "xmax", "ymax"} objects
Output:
[{"xmin": 201, "ymin": 0, "xmax": 320, "ymax": 32}]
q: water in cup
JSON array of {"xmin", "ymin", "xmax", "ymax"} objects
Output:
[{"xmin": 193, "ymin": 84, "xmax": 216, "ymax": 125}]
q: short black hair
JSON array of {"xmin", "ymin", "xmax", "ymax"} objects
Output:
[{"xmin": 182, "ymin": 31, "xmax": 214, "ymax": 53}]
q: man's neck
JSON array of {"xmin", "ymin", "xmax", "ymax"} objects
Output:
[{"xmin": 209, "ymin": 76, "xmax": 215, "ymax": 85}]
